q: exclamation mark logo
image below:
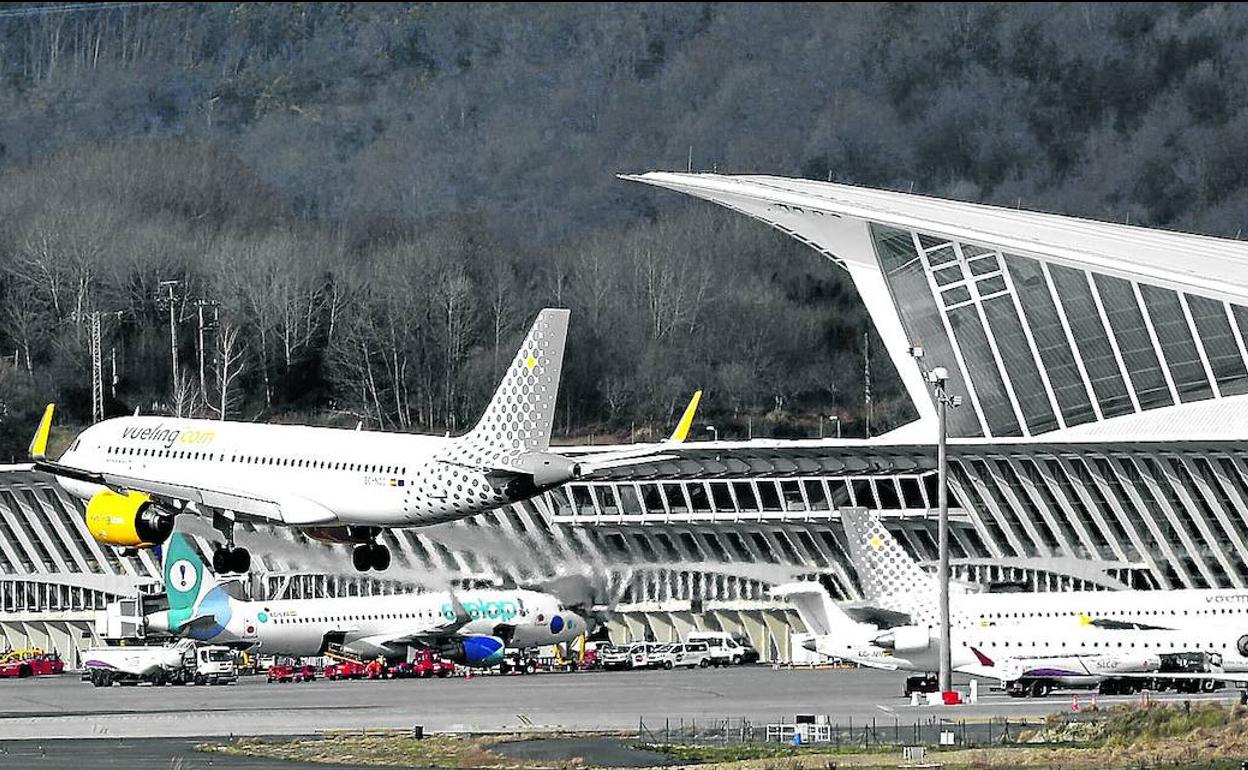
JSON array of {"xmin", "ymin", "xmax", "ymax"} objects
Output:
[{"xmin": 169, "ymin": 559, "xmax": 197, "ymax": 593}]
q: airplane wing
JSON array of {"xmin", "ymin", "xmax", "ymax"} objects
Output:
[
  {"xmin": 1114, "ymin": 671, "xmax": 1248, "ymax": 684},
  {"xmin": 351, "ymin": 592, "xmax": 476, "ymax": 650},
  {"xmin": 466, "ymin": 391, "xmax": 703, "ymax": 484},
  {"xmin": 1086, "ymin": 618, "xmax": 1177, "ymax": 631},
  {"xmin": 841, "ymin": 656, "xmax": 901, "ymax": 671},
  {"xmin": 181, "ymin": 613, "xmax": 226, "ymax": 637},
  {"xmin": 32, "ymin": 457, "xmax": 316, "ymax": 523}
]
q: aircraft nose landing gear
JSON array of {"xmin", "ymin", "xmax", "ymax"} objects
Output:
[{"xmin": 352, "ymin": 542, "xmax": 391, "ymax": 572}]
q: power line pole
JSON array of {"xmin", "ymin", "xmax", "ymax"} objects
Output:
[
  {"xmin": 159, "ymin": 280, "xmax": 181, "ymax": 401},
  {"xmin": 193, "ymin": 299, "xmax": 219, "ymax": 400},
  {"xmin": 89, "ymin": 312, "xmax": 103, "ymax": 423},
  {"xmin": 87, "ymin": 310, "xmax": 123, "ymax": 423}
]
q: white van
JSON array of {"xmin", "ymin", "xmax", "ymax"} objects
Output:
[
  {"xmin": 685, "ymin": 632, "xmax": 758, "ymax": 666},
  {"xmin": 650, "ymin": 642, "xmax": 712, "ymax": 669},
  {"xmin": 630, "ymin": 642, "xmax": 664, "ymax": 669}
]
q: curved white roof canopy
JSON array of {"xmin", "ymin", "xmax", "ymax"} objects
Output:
[{"xmin": 622, "ymin": 172, "xmax": 1248, "ymax": 306}]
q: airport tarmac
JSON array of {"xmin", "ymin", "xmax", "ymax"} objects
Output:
[{"xmin": 0, "ymin": 666, "xmax": 1238, "ymax": 740}]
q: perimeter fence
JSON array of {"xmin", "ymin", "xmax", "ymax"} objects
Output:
[{"xmin": 637, "ymin": 715, "xmax": 1045, "ymax": 749}]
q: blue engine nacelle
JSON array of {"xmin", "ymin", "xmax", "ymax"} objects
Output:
[{"xmin": 441, "ymin": 635, "xmax": 506, "ymax": 667}]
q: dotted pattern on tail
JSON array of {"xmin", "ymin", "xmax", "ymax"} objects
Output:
[
  {"xmin": 841, "ymin": 507, "xmax": 936, "ymax": 625},
  {"xmin": 459, "ymin": 308, "xmax": 568, "ymax": 466},
  {"xmin": 402, "ymin": 309, "xmax": 569, "ymax": 524}
]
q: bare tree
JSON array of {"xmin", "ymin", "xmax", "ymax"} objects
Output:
[
  {"xmin": 169, "ymin": 368, "xmax": 198, "ymax": 419},
  {"xmin": 211, "ymin": 316, "xmax": 246, "ymax": 421}
]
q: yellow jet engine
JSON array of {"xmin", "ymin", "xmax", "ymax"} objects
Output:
[{"xmin": 85, "ymin": 489, "xmax": 175, "ymax": 548}]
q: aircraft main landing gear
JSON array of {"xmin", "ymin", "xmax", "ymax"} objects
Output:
[
  {"xmin": 212, "ymin": 511, "xmax": 251, "ymax": 574},
  {"xmin": 212, "ymin": 546, "xmax": 251, "ymax": 575},
  {"xmin": 352, "ymin": 542, "xmax": 391, "ymax": 572}
]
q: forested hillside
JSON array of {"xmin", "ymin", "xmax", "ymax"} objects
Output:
[{"xmin": 1, "ymin": 3, "xmax": 1246, "ymax": 458}]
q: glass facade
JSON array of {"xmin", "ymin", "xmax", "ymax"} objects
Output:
[
  {"xmin": 1092, "ymin": 274, "xmax": 1173, "ymax": 409},
  {"xmin": 871, "ymin": 225, "xmax": 983, "ymax": 437},
  {"xmin": 1047, "ymin": 265, "xmax": 1133, "ymax": 418},
  {"xmin": 1008, "ymin": 255, "xmax": 1098, "ymax": 428},
  {"xmin": 1187, "ymin": 295, "xmax": 1248, "ymax": 396},
  {"xmin": 871, "ymin": 223, "xmax": 1248, "ymax": 438},
  {"xmin": 1139, "ymin": 286, "xmax": 1214, "ymax": 402},
  {"xmin": 952, "ymin": 446, "xmax": 1248, "ymax": 589},
  {"xmin": 8, "ymin": 438, "xmax": 1242, "ymax": 605}
]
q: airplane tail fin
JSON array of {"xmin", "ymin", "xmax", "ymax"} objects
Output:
[
  {"xmin": 462, "ymin": 308, "xmax": 570, "ymax": 461},
  {"xmin": 162, "ymin": 532, "xmax": 219, "ymax": 618},
  {"xmin": 841, "ymin": 507, "xmax": 935, "ymax": 619}
]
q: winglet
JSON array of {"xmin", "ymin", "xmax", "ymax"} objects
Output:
[
  {"xmin": 971, "ymin": 646, "xmax": 995, "ymax": 667},
  {"xmin": 668, "ymin": 390, "xmax": 702, "ymax": 443},
  {"xmin": 29, "ymin": 403, "xmax": 55, "ymax": 460}
]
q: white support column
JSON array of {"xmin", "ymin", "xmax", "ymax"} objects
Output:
[
  {"xmin": 1013, "ymin": 457, "xmax": 1101, "ymax": 560},
  {"xmin": 1179, "ymin": 457, "xmax": 1248, "ymax": 587},
  {"xmin": 1162, "ymin": 458, "xmax": 1241, "ymax": 587},
  {"xmin": 842, "ymin": 262, "xmax": 938, "ymax": 431},
  {"xmin": 1124, "ymin": 457, "xmax": 1217, "ymax": 588},
  {"xmin": 953, "ymin": 461, "xmax": 1032, "ymax": 557},
  {"xmin": 1055, "ymin": 457, "xmax": 1131, "ymax": 563}
]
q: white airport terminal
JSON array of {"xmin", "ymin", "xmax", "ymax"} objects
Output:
[{"xmin": 6, "ymin": 172, "xmax": 1248, "ymax": 667}]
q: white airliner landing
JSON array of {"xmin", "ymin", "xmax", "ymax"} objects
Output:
[
  {"xmin": 146, "ymin": 534, "xmax": 585, "ymax": 666},
  {"xmin": 30, "ymin": 309, "xmax": 691, "ymax": 573}
]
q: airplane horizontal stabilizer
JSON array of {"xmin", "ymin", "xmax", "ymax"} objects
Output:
[
  {"xmin": 839, "ymin": 602, "xmax": 914, "ymax": 629},
  {"xmin": 773, "ymin": 582, "xmax": 860, "ymax": 637}
]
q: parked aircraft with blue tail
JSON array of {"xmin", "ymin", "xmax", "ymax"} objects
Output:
[{"xmin": 145, "ymin": 533, "xmax": 588, "ymax": 667}]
